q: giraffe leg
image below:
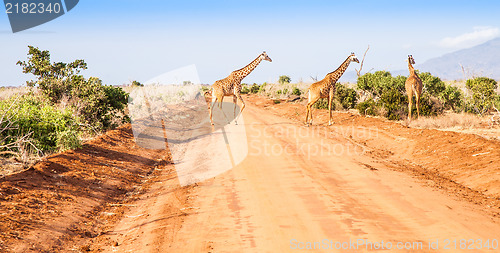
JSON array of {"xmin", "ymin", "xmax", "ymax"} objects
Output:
[
  {"xmin": 234, "ymin": 93, "xmax": 245, "ymax": 125},
  {"xmin": 416, "ymin": 93, "xmax": 421, "ymax": 119},
  {"xmin": 233, "ymin": 95, "xmax": 237, "ymax": 120},
  {"xmin": 408, "ymin": 95, "xmax": 413, "ymax": 121},
  {"xmin": 305, "ymin": 105, "xmax": 310, "ymax": 126},
  {"xmin": 217, "ymin": 96, "xmax": 231, "ymax": 124},
  {"xmin": 328, "ymin": 90, "xmax": 334, "ymax": 126},
  {"xmin": 209, "ymin": 97, "xmax": 217, "ymax": 125},
  {"xmin": 309, "ymin": 106, "xmax": 314, "ymax": 125},
  {"xmin": 305, "ymin": 98, "xmax": 320, "ymax": 126},
  {"xmin": 305, "ymin": 103, "xmax": 314, "ymax": 126}
]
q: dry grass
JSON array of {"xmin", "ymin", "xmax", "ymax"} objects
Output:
[
  {"xmin": 257, "ymin": 81, "xmax": 310, "ymax": 99},
  {"xmin": 407, "ymin": 112, "xmax": 485, "ymax": 129},
  {"xmin": 0, "ymin": 86, "xmax": 30, "ymax": 100},
  {"xmin": 405, "ymin": 112, "xmax": 500, "ymax": 141}
]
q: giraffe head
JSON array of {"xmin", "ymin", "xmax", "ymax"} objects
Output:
[
  {"xmin": 408, "ymin": 55, "xmax": 415, "ymax": 65},
  {"xmin": 350, "ymin": 52, "xmax": 360, "ymax": 63},
  {"xmin": 260, "ymin": 51, "xmax": 272, "ymax": 62}
]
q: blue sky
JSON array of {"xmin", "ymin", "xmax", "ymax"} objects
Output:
[{"xmin": 1, "ymin": 0, "xmax": 500, "ymax": 86}]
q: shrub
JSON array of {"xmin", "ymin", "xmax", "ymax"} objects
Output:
[
  {"xmin": 250, "ymin": 83, "xmax": 260, "ymax": 94},
  {"xmin": 258, "ymin": 83, "xmax": 267, "ymax": 93},
  {"xmin": 56, "ymin": 129, "xmax": 81, "ymax": 151},
  {"xmin": 357, "ymin": 71, "xmax": 401, "ymax": 98},
  {"xmin": 241, "ymin": 85, "xmax": 250, "ymax": 94},
  {"xmin": 416, "ymin": 93, "xmax": 443, "ymax": 117},
  {"xmin": 311, "ymin": 84, "xmax": 356, "ymax": 110},
  {"xmin": 464, "ymin": 77, "xmax": 498, "ymax": 115},
  {"xmin": 17, "ymin": 46, "xmax": 129, "ymax": 131},
  {"xmin": 71, "ymin": 77, "xmax": 129, "ymax": 130},
  {"xmin": 440, "ymin": 85, "xmax": 464, "ymax": 111},
  {"xmin": 419, "ymin": 72, "xmax": 445, "ymax": 97},
  {"xmin": 292, "ymin": 87, "xmax": 302, "ymax": 96},
  {"xmin": 131, "ymin": 80, "xmax": 144, "ymax": 87},
  {"xmin": 357, "ymin": 71, "xmax": 446, "ymax": 120},
  {"xmin": 0, "ymin": 94, "xmax": 78, "ymax": 153},
  {"xmin": 278, "ymin": 75, "xmax": 291, "ymax": 84},
  {"xmin": 335, "ymin": 84, "xmax": 358, "ymax": 109},
  {"xmin": 357, "ymin": 98, "xmax": 377, "ymax": 116},
  {"xmin": 494, "ymin": 95, "xmax": 500, "ymax": 110},
  {"xmin": 379, "ymin": 87, "xmax": 407, "ymax": 120}
]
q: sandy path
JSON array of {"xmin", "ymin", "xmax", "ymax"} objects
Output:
[{"xmin": 103, "ymin": 102, "xmax": 500, "ymax": 253}]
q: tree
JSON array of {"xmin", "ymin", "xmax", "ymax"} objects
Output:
[
  {"xmin": 17, "ymin": 46, "xmax": 87, "ymax": 103},
  {"xmin": 278, "ymin": 75, "xmax": 291, "ymax": 84},
  {"xmin": 17, "ymin": 46, "xmax": 129, "ymax": 131}
]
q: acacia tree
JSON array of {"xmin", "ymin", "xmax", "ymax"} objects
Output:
[
  {"xmin": 17, "ymin": 46, "xmax": 129, "ymax": 130},
  {"xmin": 17, "ymin": 46, "xmax": 87, "ymax": 103}
]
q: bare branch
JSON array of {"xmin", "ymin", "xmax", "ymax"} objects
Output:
[{"xmin": 355, "ymin": 45, "xmax": 370, "ymax": 77}]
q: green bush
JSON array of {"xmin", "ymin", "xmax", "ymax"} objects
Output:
[
  {"xmin": 464, "ymin": 77, "xmax": 498, "ymax": 115},
  {"xmin": 250, "ymin": 83, "xmax": 260, "ymax": 94},
  {"xmin": 357, "ymin": 71, "xmax": 403, "ymax": 98},
  {"xmin": 0, "ymin": 94, "xmax": 78, "ymax": 153},
  {"xmin": 419, "ymin": 72, "xmax": 445, "ymax": 97},
  {"xmin": 379, "ymin": 87, "xmax": 407, "ymax": 120},
  {"xmin": 312, "ymin": 84, "xmax": 357, "ymax": 110},
  {"xmin": 131, "ymin": 80, "xmax": 144, "ymax": 87},
  {"xmin": 56, "ymin": 129, "xmax": 81, "ymax": 151},
  {"xmin": 440, "ymin": 85, "xmax": 464, "ymax": 111},
  {"xmin": 356, "ymin": 71, "xmax": 446, "ymax": 120},
  {"xmin": 17, "ymin": 46, "xmax": 129, "ymax": 131},
  {"xmin": 278, "ymin": 75, "xmax": 291, "ymax": 84},
  {"xmin": 313, "ymin": 98, "xmax": 328, "ymax": 109},
  {"xmin": 416, "ymin": 93, "xmax": 443, "ymax": 117},
  {"xmin": 494, "ymin": 95, "xmax": 500, "ymax": 110},
  {"xmin": 292, "ymin": 87, "xmax": 302, "ymax": 96},
  {"xmin": 241, "ymin": 85, "xmax": 250, "ymax": 94},
  {"xmin": 357, "ymin": 98, "xmax": 377, "ymax": 116},
  {"xmin": 335, "ymin": 84, "xmax": 358, "ymax": 109},
  {"xmin": 258, "ymin": 83, "xmax": 267, "ymax": 93}
]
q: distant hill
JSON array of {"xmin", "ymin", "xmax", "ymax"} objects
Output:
[{"xmin": 417, "ymin": 37, "xmax": 500, "ymax": 80}]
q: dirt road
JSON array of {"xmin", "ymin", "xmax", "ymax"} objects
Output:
[{"xmin": 95, "ymin": 97, "xmax": 500, "ymax": 253}]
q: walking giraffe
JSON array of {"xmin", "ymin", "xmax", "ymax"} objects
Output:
[
  {"xmin": 206, "ymin": 51, "xmax": 272, "ymax": 125},
  {"xmin": 305, "ymin": 52, "xmax": 359, "ymax": 126},
  {"xmin": 405, "ymin": 55, "xmax": 423, "ymax": 120}
]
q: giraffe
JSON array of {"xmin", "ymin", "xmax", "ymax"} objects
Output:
[
  {"xmin": 206, "ymin": 51, "xmax": 272, "ymax": 125},
  {"xmin": 305, "ymin": 52, "xmax": 359, "ymax": 126},
  {"xmin": 405, "ymin": 55, "xmax": 423, "ymax": 120}
]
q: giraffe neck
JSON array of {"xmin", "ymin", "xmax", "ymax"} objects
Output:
[
  {"xmin": 408, "ymin": 61, "xmax": 415, "ymax": 75},
  {"xmin": 232, "ymin": 55, "xmax": 263, "ymax": 81},
  {"xmin": 325, "ymin": 56, "xmax": 352, "ymax": 84}
]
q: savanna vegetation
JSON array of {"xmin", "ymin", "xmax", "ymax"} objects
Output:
[
  {"xmin": 0, "ymin": 46, "xmax": 129, "ymax": 162},
  {"xmin": 242, "ymin": 71, "xmax": 500, "ymax": 123},
  {"xmin": 2, "ymin": 47, "xmax": 499, "ymax": 164}
]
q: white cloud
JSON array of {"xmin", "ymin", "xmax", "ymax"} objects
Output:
[{"xmin": 439, "ymin": 26, "xmax": 499, "ymax": 49}]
